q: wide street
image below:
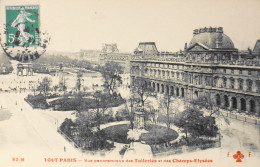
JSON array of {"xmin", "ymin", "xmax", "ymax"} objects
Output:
[{"xmin": 0, "ymin": 92, "xmax": 82, "ymax": 167}]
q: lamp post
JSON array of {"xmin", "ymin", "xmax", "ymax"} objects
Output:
[
  {"xmin": 43, "ymin": 79, "xmax": 49, "ymax": 99},
  {"xmin": 20, "ymin": 81, "xmax": 22, "ymax": 93},
  {"xmin": 82, "ymin": 79, "xmax": 84, "ymax": 91},
  {"xmin": 129, "ymin": 98, "xmax": 135, "ymax": 130}
]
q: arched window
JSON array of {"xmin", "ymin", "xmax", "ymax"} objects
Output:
[
  {"xmin": 176, "ymin": 87, "xmax": 179, "ymax": 96},
  {"xmin": 170, "ymin": 86, "xmax": 174, "ymax": 95},
  {"xmin": 231, "ymin": 97, "xmax": 237, "ymax": 109},
  {"xmin": 166, "ymin": 85, "xmax": 169, "ymax": 95},
  {"xmin": 176, "ymin": 72, "xmax": 180, "ymax": 79},
  {"xmin": 216, "ymin": 94, "xmax": 221, "ymax": 106},
  {"xmin": 246, "ymin": 79, "xmax": 253, "ymax": 92},
  {"xmin": 213, "ymin": 76, "xmax": 218, "ymax": 87},
  {"xmin": 223, "ymin": 77, "xmax": 227, "ymax": 88},
  {"xmin": 250, "ymin": 100, "xmax": 256, "ymax": 113},
  {"xmin": 171, "ymin": 71, "xmax": 175, "ymax": 78},
  {"xmin": 224, "ymin": 95, "xmax": 229, "ymax": 108},
  {"xmin": 181, "ymin": 73, "xmax": 184, "ymax": 81},
  {"xmin": 256, "ymin": 80, "xmax": 260, "ymax": 93},
  {"xmin": 230, "ymin": 78, "xmax": 235, "ymax": 89},
  {"xmin": 161, "ymin": 84, "xmax": 164, "ymax": 93},
  {"xmin": 181, "ymin": 88, "xmax": 185, "ymax": 97},
  {"xmin": 240, "ymin": 98, "xmax": 246, "ymax": 111},
  {"xmin": 238, "ymin": 79, "xmax": 243, "ymax": 90},
  {"xmin": 167, "ymin": 71, "xmax": 169, "ymax": 78},
  {"xmin": 194, "ymin": 91, "xmax": 198, "ymax": 99}
]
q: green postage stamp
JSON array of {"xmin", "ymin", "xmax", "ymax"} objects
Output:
[{"xmin": 5, "ymin": 5, "xmax": 40, "ymax": 47}]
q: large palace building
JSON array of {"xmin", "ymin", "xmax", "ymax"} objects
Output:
[
  {"xmin": 100, "ymin": 43, "xmax": 132, "ymax": 73},
  {"xmin": 130, "ymin": 27, "xmax": 260, "ymax": 115}
]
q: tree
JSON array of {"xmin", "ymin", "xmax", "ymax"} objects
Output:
[
  {"xmin": 100, "ymin": 62, "xmax": 123, "ymax": 95},
  {"xmin": 62, "ymin": 84, "xmax": 67, "ymax": 95},
  {"xmin": 59, "ymin": 78, "xmax": 67, "ymax": 95},
  {"xmin": 159, "ymin": 90, "xmax": 178, "ymax": 132},
  {"xmin": 74, "ymin": 112, "xmax": 94, "ymax": 148},
  {"xmin": 131, "ymin": 78, "xmax": 154, "ymax": 113},
  {"xmin": 93, "ymin": 91, "xmax": 105, "ymax": 130},
  {"xmin": 174, "ymin": 108, "xmax": 218, "ymax": 143},
  {"xmin": 191, "ymin": 96, "xmax": 230, "ymax": 125},
  {"xmin": 53, "ymin": 85, "xmax": 59, "ymax": 92},
  {"xmin": 73, "ymin": 91, "xmax": 85, "ymax": 113},
  {"xmin": 124, "ymin": 97, "xmax": 137, "ymax": 129},
  {"xmin": 37, "ymin": 77, "xmax": 52, "ymax": 99},
  {"xmin": 60, "ymin": 118, "xmax": 76, "ymax": 138}
]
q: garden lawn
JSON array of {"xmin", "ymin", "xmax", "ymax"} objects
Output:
[
  {"xmin": 104, "ymin": 124, "xmax": 130, "ymax": 144},
  {"xmin": 140, "ymin": 124, "xmax": 178, "ymax": 145},
  {"xmin": 104, "ymin": 124, "xmax": 178, "ymax": 145},
  {"xmin": 49, "ymin": 95, "xmax": 125, "ymax": 111}
]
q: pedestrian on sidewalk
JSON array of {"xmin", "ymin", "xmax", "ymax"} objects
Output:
[{"xmin": 64, "ymin": 146, "xmax": 66, "ymax": 152}]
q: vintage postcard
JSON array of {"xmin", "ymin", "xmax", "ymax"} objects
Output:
[{"xmin": 0, "ymin": 0, "xmax": 259, "ymax": 167}]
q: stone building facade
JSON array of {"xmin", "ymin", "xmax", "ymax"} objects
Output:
[
  {"xmin": 100, "ymin": 43, "xmax": 132, "ymax": 73},
  {"xmin": 79, "ymin": 49, "xmax": 102, "ymax": 65},
  {"xmin": 17, "ymin": 63, "xmax": 33, "ymax": 76},
  {"xmin": 130, "ymin": 27, "xmax": 260, "ymax": 115}
]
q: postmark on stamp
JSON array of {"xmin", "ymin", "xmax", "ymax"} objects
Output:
[{"xmin": 5, "ymin": 5, "xmax": 40, "ymax": 47}]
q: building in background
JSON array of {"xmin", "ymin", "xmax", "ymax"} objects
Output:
[
  {"xmin": 100, "ymin": 43, "xmax": 132, "ymax": 73},
  {"xmin": 130, "ymin": 27, "xmax": 260, "ymax": 115},
  {"xmin": 79, "ymin": 49, "xmax": 102, "ymax": 65},
  {"xmin": 17, "ymin": 63, "xmax": 33, "ymax": 76}
]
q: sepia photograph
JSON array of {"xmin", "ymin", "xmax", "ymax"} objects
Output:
[{"xmin": 0, "ymin": 0, "xmax": 259, "ymax": 166}]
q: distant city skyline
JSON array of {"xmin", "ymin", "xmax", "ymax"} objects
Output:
[{"xmin": 0, "ymin": 0, "xmax": 260, "ymax": 53}]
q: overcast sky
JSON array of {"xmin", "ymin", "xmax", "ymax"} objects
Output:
[{"xmin": 1, "ymin": 0, "xmax": 260, "ymax": 53}]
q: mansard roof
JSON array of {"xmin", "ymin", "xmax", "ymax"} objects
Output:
[{"xmin": 253, "ymin": 40, "xmax": 260, "ymax": 53}]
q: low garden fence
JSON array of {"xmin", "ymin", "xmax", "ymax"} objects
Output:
[
  {"xmin": 151, "ymin": 136, "xmax": 221, "ymax": 156},
  {"xmin": 57, "ymin": 128, "xmax": 80, "ymax": 149}
]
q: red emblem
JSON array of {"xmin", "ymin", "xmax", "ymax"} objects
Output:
[{"xmin": 233, "ymin": 151, "xmax": 244, "ymax": 162}]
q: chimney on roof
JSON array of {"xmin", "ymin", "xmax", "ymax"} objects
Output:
[
  {"xmin": 216, "ymin": 27, "xmax": 223, "ymax": 33},
  {"xmin": 248, "ymin": 47, "xmax": 252, "ymax": 55},
  {"xmin": 184, "ymin": 43, "xmax": 187, "ymax": 50},
  {"xmin": 193, "ymin": 29, "xmax": 199, "ymax": 36},
  {"xmin": 216, "ymin": 27, "xmax": 223, "ymax": 48}
]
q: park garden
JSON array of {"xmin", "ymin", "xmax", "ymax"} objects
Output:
[{"xmin": 25, "ymin": 62, "xmax": 221, "ymax": 156}]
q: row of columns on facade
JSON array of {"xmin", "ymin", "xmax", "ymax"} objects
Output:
[
  {"xmin": 142, "ymin": 72, "xmax": 260, "ymax": 94},
  {"xmin": 139, "ymin": 77, "xmax": 259, "ymax": 114},
  {"xmin": 148, "ymin": 81, "xmax": 188, "ymax": 98},
  {"xmin": 214, "ymin": 77, "xmax": 259, "ymax": 92},
  {"xmin": 216, "ymin": 94, "xmax": 259, "ymax": 113},
  {"xmin": 137, "ymin": 66, "xmax": 260, "ymax": 93}
]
